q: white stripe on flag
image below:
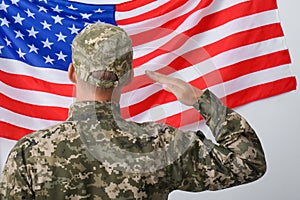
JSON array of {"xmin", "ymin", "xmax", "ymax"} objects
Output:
[
  {"xmin": 0, "ymin": 58, "xmax": 72, "ymax": 84},
  {"xmin": 0, "ymin": 81, "xmax": 74, "ymax": 107},
  {"xmin": 118, "ymin": 0, "xmax": 249, "ymax": 35},
  {"xmin": 116, "ymin": 0, "xmax": 171, "ymax": 20},
  {"xmin": 0, "ymin": 107, "xmax": 61, "ymax": 130},
  {"xmin": 211, "ymin": 37, "xmax": 288, "ymax": 69},
  {"xmin": 210, "ymin": 64, "xmax": 293, "ymax": 97}
]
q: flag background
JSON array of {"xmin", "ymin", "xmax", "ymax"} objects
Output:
[
  {"xmin": 1, "ymin": 0, "xmax": 300, "ymax": 199},
  {"xmin": 1, "ymin": 0, "xmax": 296, "ymax": 141}
]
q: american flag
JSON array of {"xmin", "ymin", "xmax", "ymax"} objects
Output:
[{"xmin": 0, "ymin": 0, "xmax": 297, "ymax": 142}]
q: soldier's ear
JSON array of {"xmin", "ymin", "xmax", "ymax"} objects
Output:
[
  {"xmin": 123, "ymin": 70, "xmax": 134, "ymax": 86},
  {"xmin": 68, "ymin": 63, "xmax": 77, "ymax": 84}
]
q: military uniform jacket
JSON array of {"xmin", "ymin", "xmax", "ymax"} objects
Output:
[{"xmin": 0, "ymin": 90, "xmax": 266, "ymax": 199}]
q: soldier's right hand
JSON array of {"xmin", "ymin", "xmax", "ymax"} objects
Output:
[{"xmin": 146, "ymin": 70, "xmax": 203, "ymax": 106}]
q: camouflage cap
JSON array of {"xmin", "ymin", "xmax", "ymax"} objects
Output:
[{"xmin": 72, "ymin": 22, "xmax": 133, "ymax": 88}]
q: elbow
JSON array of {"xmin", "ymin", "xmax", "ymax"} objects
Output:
[
  {"xmin": 247, "ymin": 155, "xmax": 267, "ymax": 183},
  {"xmin": 256, "ymin": 156, "xmax": 267, "ymax": 180},
  {"xmin": 256, "ymin": 149, "xmax": 267, "ymax": 179},
  {"xmin": 246, "ymin": 141, "xmax": 268, "ymax": 182}
]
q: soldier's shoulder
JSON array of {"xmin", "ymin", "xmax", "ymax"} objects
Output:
[{"xmin": 16, "ymin": 121, "xmax": 78, "ymax": 150}]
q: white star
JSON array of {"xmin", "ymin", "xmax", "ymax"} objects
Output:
[
  {"xmin": 27, "ymin": 27, "xmax": 39, "ymax": 38},
  {"xmin": 94, "ymin": 8, "xmax": 104, "ymax": 13},
  {"xmin": 80, "ymin": 13, "xmax": 92, "ymax": 20},
  {"xmin": 13, "ymin": 13, "xmax": 25, "ymax": 25},
  {"xmin": 0, "ymin": 46, "xmax": 4, "ymax": 54},
  {"xmin": 27, "ymin": 44, "xmax": 39, "ymax": 54},
  {"xmin": 4, "ymin": 37, "xmax": 11, "ymax": 47},
  {"xmin": 52, "ymin": 5, "xmax": 62, "ymax": 13},
  {"xmin": 0, "ymin": 1, "xmax": 9, "ymax": 12},
  {"xmin": 25, "ymin": 9, "xmax": 35, "ymax": 18},
  {"xmin": 67, "ymin": 15, "xmax": 77, "ymax": 20},
  {"xmin": 68, "ymin": 24, "xmax": 80, "ymax": 34},
  {"xmin": 38, "ymin": 6, "xmax": 47, "ymax": 13},
  {"xmin": 56, "ymin": 51, "xmax": 67, "ymax": 61},
  {"xmin": 52, "ymin": 15, "xmax": 64, "ymax": 24},
  {"xmin": 14, "ymin": 30, "xmax": 24, "ymax": 39},
  {"xmin": 11, "ymin": 0, "xmax": 20, "ymax": 5},
  {"xmin": 17, "ymin": 48, "xmax": 26, "ymax": 59},
  {"xmin": 43, "ymin": 55, "xmax": 54, "ymax": 64},
  {"xmin": 0, "ymin": 17, "xmax": 9, "ymax": 27},
  {"xmin": 67, "ymin": 4, "xmax": 78, "ymax": 10},
  {"xmin": 42, "ymin": 38, "xmax": 53, "ymax": 49},
  {"xmin": 55, "ymin": 32, "xmax": 66, "ymax": 42},
  {"xmin": 41, "ymin": 20, "xmax": 51, "ymax": 30}
]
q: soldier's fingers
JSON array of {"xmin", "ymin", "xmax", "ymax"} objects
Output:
[
  {"xmin": 162, "ymin": 83, "xmax": 182, "ymax": 98},
  {"xmin": 162, "ymin": 84, "xmax": 172, "ymax": 93},
  {"xmin": 145, "ymin": 70, "xmax": 179, "ymax": 85},
  {"xmin": 145, "ymin": 70, "xmax": 167, "ymax": 83}
]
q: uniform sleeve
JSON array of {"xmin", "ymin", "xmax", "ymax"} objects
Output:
[
  {"xmin": 166, "ymin": 90, "xmax": 267, "ymax": 192},
  {"xmin": 0, "ymin": 138, "xmax": 34, "ymax": 199}
]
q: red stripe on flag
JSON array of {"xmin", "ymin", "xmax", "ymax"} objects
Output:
[
  {"xmin": 0, "ymin": 121, "xmax": 34, "ymax": 141},
  {"xmin": 190, "ymin": 50, "xmax": 292, "ymax": 87},
  {"xmin": 116, "ymin": 0, "xmax": 156, "ymax": 12},
  {"xmin": 0, "ymin": 70, "xmax": 75, "ymax": 97},
  {"xmin": 126, "ymin": 0, "xmax": 205, "ymax": 47},
  {"xmin": 117, "ymin": 0, "xmax": 189, "ymax": 25},
  {"xmin": 0, "ymin": 93, "xmax": 69, "ymax": 121},
  {"xmin": 225, "ymin": 77, "xmax": 297, "ymax": 108},
  {"xmin": 204, "ymin": 23, "xmax": 285, "ymax": 57},
  {"xmin": 121, "ymin": 90, "xmax": 177, "ymax": 119},
  {"xmin": 157, "ymin": 108, "xmax": 202, "ymax": 129},
  {"xmin": 190, "ymin": 0, "xmax": 277, "ymax": 34}
]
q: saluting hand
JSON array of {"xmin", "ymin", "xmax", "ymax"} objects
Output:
[{"xmin": 146, "ymin": 70, "xmax": 203, "ymax": 106}]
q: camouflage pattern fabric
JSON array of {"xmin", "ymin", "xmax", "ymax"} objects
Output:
[
  {"xmin": 0, "ymin": 90, "xmax": 266, "ymax": 199},
  {"xmin": 72, "ymin": 22, "xmax": 133, "ymax": 88}
]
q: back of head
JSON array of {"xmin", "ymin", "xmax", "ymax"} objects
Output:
[{"xmin": 72, "ymin": 22, "xmax": 133, "ymax": 88}]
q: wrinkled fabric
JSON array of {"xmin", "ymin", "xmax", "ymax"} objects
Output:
[{"xmin": 0, "ymin": 90, "xmax": 266, "ymax": 199}]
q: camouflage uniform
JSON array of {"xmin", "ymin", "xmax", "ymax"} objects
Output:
[
  {"xmin": 0, "ymin": 23, "xmax": 266, "ymax": 199},
  {"xmin": 0, "ymin": 90, "xmax": 266, "ymax": 199}
]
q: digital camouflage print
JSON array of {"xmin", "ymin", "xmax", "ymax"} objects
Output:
[
  {"xmin": 72, "ymin": 22, "xmax": 133, "ymax": 88},
  {"xmin": 0, "ymin": 90, "xmax": 266, "ymax": 199}
]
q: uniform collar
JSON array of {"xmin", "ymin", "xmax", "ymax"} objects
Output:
[{"xmin": 67, "ymin": 100, "xmax": 121, "ymax": 121}]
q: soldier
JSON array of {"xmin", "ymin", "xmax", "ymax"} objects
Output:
[{"xmin": 0, "ymin": 22, "xmax": 266, "ymax": 199}]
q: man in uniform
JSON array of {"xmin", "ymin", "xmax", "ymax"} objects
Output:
[{"xmin": 0, "ymin": 22, "xmax": 266, "ymax": 199}]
